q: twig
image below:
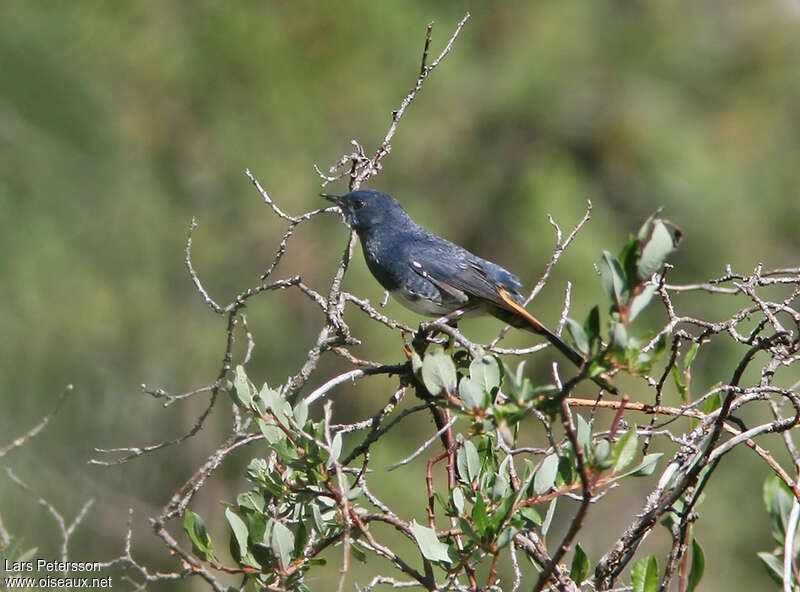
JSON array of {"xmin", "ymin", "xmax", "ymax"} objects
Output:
[
  {"xmin": 386, "ymin": 416, "xmax": 458, "ymax": 471},
  {"xmin": 323, "ymin": 401, "xmax": 353, "ymax": 592},
  {"xmin": 6, "ymin": 468, "xmax": 94, "ymax": 569},
  {"xmin": 97, "ymin": 509, "xmax": 188, "ymax": 589},
  {"xmin": 534, "ymin": 395, "xmax": 593, "ymax": 592},
  {"xmin": 304, "ymin": 364, "xmax": 407, "ymax": 406},
  {"xmin": 368, "ymin": 14, "xmax": 471, "ymax": 181},
  {"xmin": 0, "ymin": 384, "xmax": 72, "ymax": 458},
  {"xmin": 317, "ymin": 13, "xmax": 471, "ymax": 189},
  {"xmin": 185, "ymin": 218, "xmax": 223, "ymax": 313},
  {"xmin": 491, "ymin": 200, "xmax": 593, "ymax": 348}
]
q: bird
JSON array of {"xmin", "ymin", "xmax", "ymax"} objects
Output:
[{"xmin": 322, "ymin": 189, "xmax": 614, "ymax": 393}]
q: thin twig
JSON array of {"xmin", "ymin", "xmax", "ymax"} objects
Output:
[
  {"xmin": 386, "ymin": 416, "xmax": 458, "ymax": 471},
  {"xmin": 6, "ymin": 468, "xmax": 94, "ymax": 569},
  {"xmin": 0, "ymin": 385, "xmax": 73, "ymax": 458}
]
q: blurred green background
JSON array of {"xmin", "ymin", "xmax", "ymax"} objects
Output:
[{"xmin": 1, "ymin": 1, "xmax": 799, "ymax": 590}]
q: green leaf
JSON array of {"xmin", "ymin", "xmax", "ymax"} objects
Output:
[
  {"xmin": 246, "ymin": 457, "xmax": 269, "ymax": 482},
  {"xmin": 259, "ymin": 383, "xmax": 292, "ymax": 425},
  {"xmin": 183, "ymin": 510, "xmax": 214, "ymax": 561},
  {"xmin": 541, "ymin": 498, "xmax": 557, "ymax": 536},
  {"xmin": 557, "ymin": 452, "xmax": 576, "ymax": 486},
  {"xmin": 459, "ymin": 376, "xmax": 488, "ymax": 409},
  {"xmin": 628, "ymin": 284, "xmax": 657, "ymax": 322},
  {"xmin": 232, "ymin": 365, "xmax": 253, "ymax": 408},
  {"xmin": 584, "ymin": 306, "xmax": 600, "ymax": 345},
  {"xmin": 293, "ymin": 400, "xmax": 308, "ymax": 426},
  {"xmin": 410, "ymin": 520, "xmax": 452, "ymax": 564},
  {"xmin": 757, "ymin": 552, "xmax": 784, "ymax": 586},
  {"xmin": 421, "ymin": 346, "xmax": 457, "ymax": 396},
  {"xmin": 764, "ymin": 473, "xmax": 793, "ymax": 543},
  {"xmin": 306, "ymin": 557, "xmax": 327, "ymax": 568},
  {"xmin": 237, "ymin": 490, "xmax": 265, "ymax": 514},
  {"xmin": 325, "ymin": 432, "xmax": 342, "ymax": 468},
  {"xmin": 517, "ymin": 378, "xmax": 536, "ymax": 402},
  {"xmin": 225, "ymin": 508, "xmax": 249, "ymax": 562},
  {"xmin": 292, "ymin": 519, "xmax": 311, "ymax": 557},
  {"xmin": 506, "ymin": 360, "xmax": 527, "ymax": 393},
  {"xmin": 619, "ymin": 236, "xmax": 640, "ymax": 285},
  {"xmin": 472, "ymin": 494, "xmax": 489, "ymax": 537},
  {"xmin": 16, "ymin": 546, "xmax": 38, "ymax": 564},
  {"xmin": 703, "ymin": 388, "xmax": 723, "ymax": 413},
  {"xmin": 256, "ymin": 417, "xmax": 285, "ymax": 444},
  {"xmin": 565, "ymin": 317, "xmax": 590, "ymax": 355},
  {"xmin": 522, "ymin": 458, "xmax": 535, "ymax": 481},
  {"xmin": 576, "ymin": 414, "xmax": 592, "ymax": 452},
  {"xmin": 490, "ymin": 456, "xmax": 511, "ymax": 500},
  {"xmin": 495, "ymin": 525, "xmax": 519, "ymax": 551},
  {"xmin": 594, "ymin": 438, "xmax": 612, "ymax": 469},
  {"xmin": 637, "ymin": 209, "xmax": 663, "ymax": 243},
  {"xmin": 533, "ymin": 454, "xmax": 559, "ymax": 495},
  {"xmin": 637, "ymin": 220, "xmax": 676, "ymax": 280},
  {"xmin": 350, "ymin": 543, "xmax": 367, "ymax": 563},
  {"xmin": 271, "ymin": 520, "xmax": 295, "ymax": 569},
  {"xmin": 763, "ymin": 473, "xmax": 793, "ymax": 515},
  {"xmin": 457, "ymin": 440, "xmax": 481, "ymax": 482},
  {"xmin": 311, "ymin": 504, "xmax": 325, "ymax": 533},
  {"xmin": 630, "ymin": 453, "xmax": 663, "ymax": 477},
  {"xmin": 631, "ymin": 555, "xmax": 658, "ymax": 592},
  {"xmin": 410, "ymin": 350, "xmax": 423, "ymax": 376},
  {"xmin": 612, "ymin": 427, "xmax": 638, "ymax": 473},
  {"xmin": 452, "ymin": 487, "xmax": 465, "ymax": 514},
  {"xmin": 684, "ymin": 342, "xmax": 701, "ymax": 370},
  {"xmin": 458, "ymin": 516, "xmax": 480, "ymax": 542},
  {"xmin": 570, "ymin": 543, "xmax": 590, "ymax": 584},
  {"xmin": 599, "ymin": 251, "xmax": 627, "ymax": 303},
  {"xmin": 331, "ymin": 432, "xmax": 342, "ymax": 460},
  {"xmin": 610, "ymin": 322, "xmax": 628, "ymax": 351},
  {"xmin": 671, "ymin": 366, "xmax": 687, "ymax": 401},
  {"xmin": 489, "ymin": 491, "xmax": 516, "ymax": 532},
  {"xmin": 687, "ymin": 538, "xmax": 705, "ymax": 592},
  {"xmin": 470, "ymin": 354, "xmax": 501, "ymax": 393},
  {"xmin": 518, "ymin": 506, "xmax": 542, "ymax": 526}
]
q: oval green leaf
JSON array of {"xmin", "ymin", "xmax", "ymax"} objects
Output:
[
  {"xmin": 410, "ymin": 520, "xmax": 452, "ymax": 564},
  {"xmin": 637, "ymin": 221, "xmax": 675, "ymax": 280},
  {"xmin": 533, "ymin": 454, "xmax": 559, "ymax": 495},
  {"xmin": 421, "ymin": 346, "xmax": 457, "ymax": 396}
]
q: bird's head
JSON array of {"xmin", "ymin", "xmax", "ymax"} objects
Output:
[{"xmin": 321, "ymin": 190, "xmax": 410, "ymax": 233}]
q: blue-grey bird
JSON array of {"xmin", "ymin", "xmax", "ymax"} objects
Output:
[{"xmin": 323, "ymin": 189, "xmax": 612, "ymax": 391}]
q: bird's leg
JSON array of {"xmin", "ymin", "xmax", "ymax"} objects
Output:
[
  {"xmin": 436, "ymin": 308, "xmax": 468, "ymax": 326},
  {"xmin": 413, "ymin": 308, "xmax": 468, "ymax": 352},
  {"xmin": 417, "ymin": 308, "xmax": 468, "ymax": 335}
]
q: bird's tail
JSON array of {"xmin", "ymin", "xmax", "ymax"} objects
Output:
[{"xmin": 495, "ymin": 289, "xmax": 617, "ymax": 394}]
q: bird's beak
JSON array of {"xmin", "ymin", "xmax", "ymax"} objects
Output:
[{"xmin": 320, "ymin": 193, "xmax": 342, "ymax": 206}]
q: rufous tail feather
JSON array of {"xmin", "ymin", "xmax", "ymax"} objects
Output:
[{"xmin": 497, "ymin": 288, "xmax": 617, "ymax": 394}]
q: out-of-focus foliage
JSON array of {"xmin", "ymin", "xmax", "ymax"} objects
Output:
[{"xmin": 1, "ymin": 2, "xmax": 798, "ymax": 591}]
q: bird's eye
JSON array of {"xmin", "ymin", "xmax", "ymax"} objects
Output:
[{"xmin": 352, "ymin": 200, "xmax": 366, "ymax": 210}]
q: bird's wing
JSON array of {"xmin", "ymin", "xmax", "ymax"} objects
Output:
[{"xmin": 406, "ymin": 241, "xmax": 523, "ymax": 311}]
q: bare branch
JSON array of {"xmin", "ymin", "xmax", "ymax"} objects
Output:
[
  {"xmin": 0, "ymin": 384, "xmax": 72, "ymax": 458},
  {"xmin": 386, "ymin": 416, "xmax": 458, "ymax": 471},
  {"xmin": 318, "ymin": 13, "xmax": 471, "ymax": 189},
  {"xmin": 6, "ymin": 468, "xmax": 94, "ymax": 568}
]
